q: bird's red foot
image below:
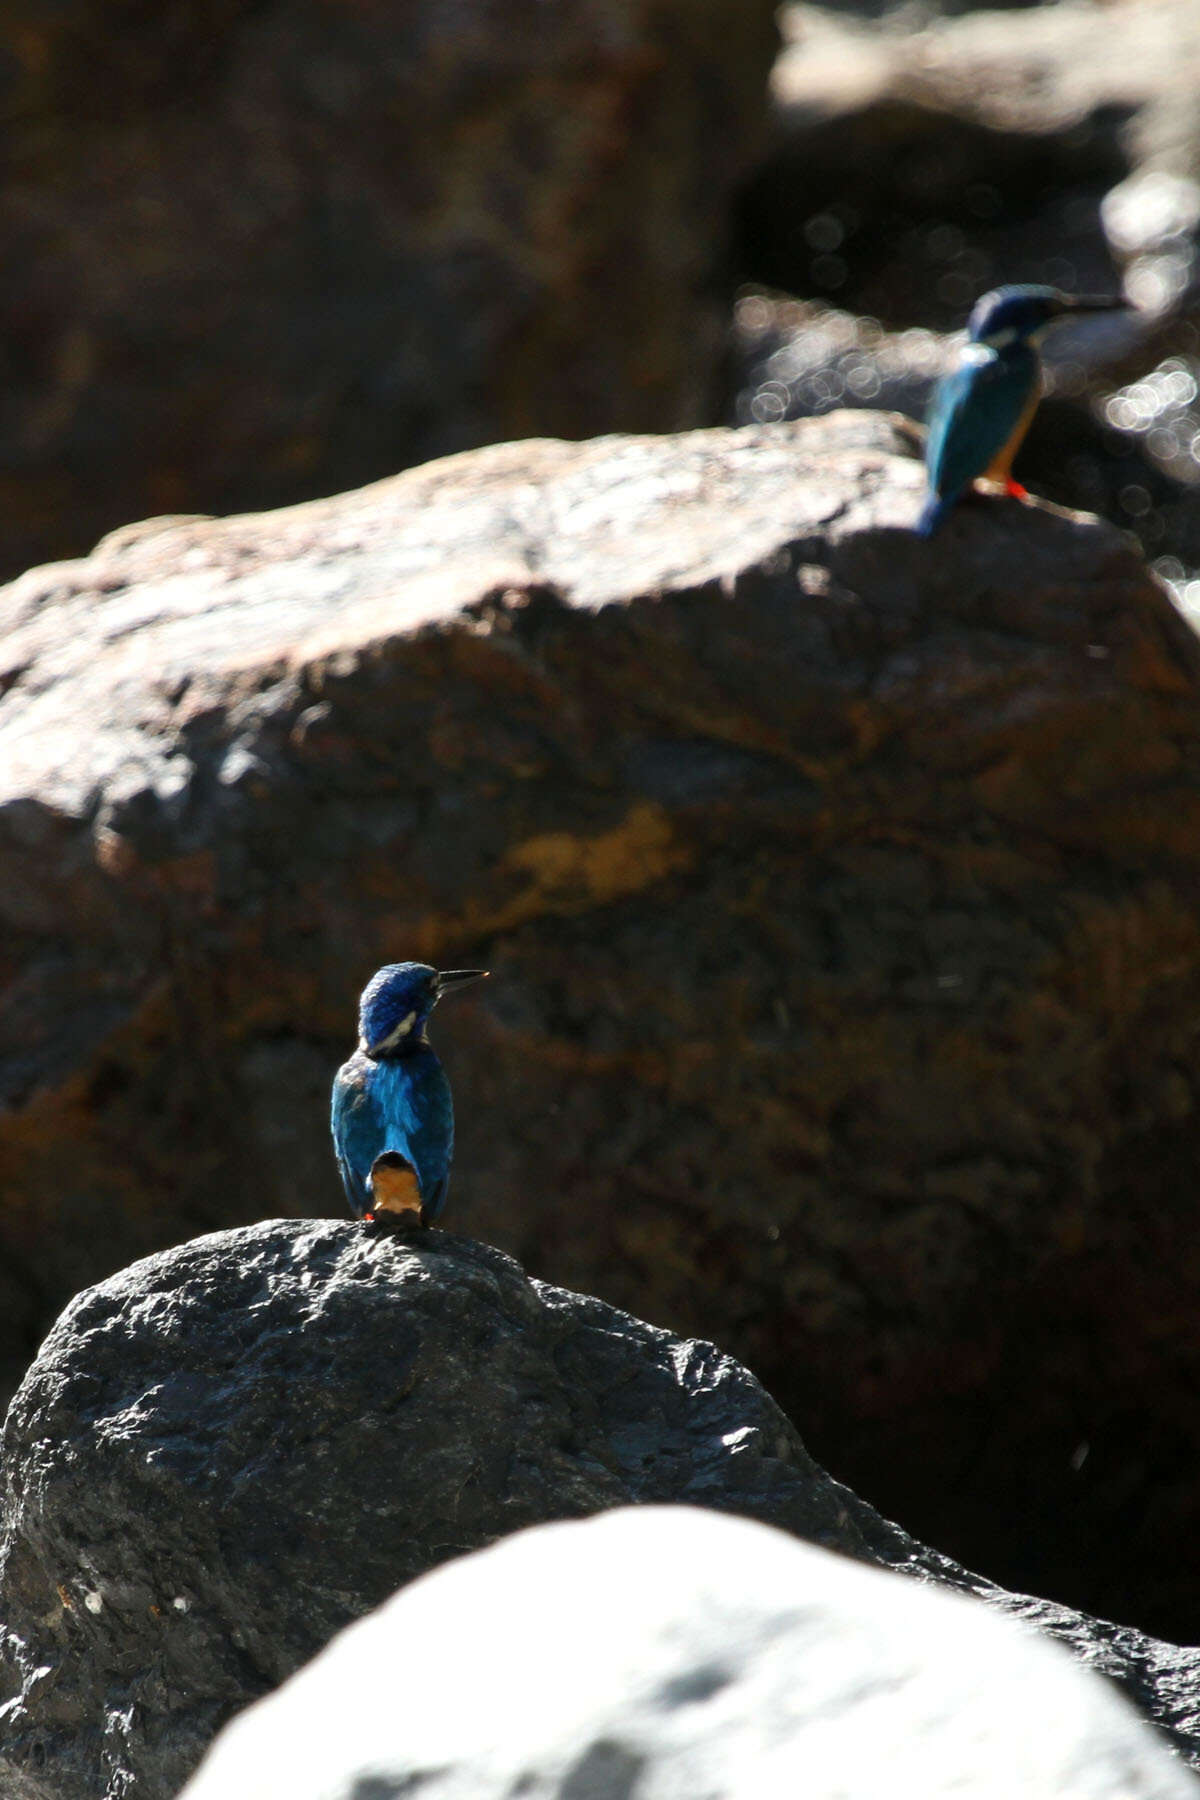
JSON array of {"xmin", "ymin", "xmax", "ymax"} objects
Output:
[
  {"xmin": 363, "ymin": 1212, "xmax": 375, "ymax": 1224},
  {"xmin": 1005, "ymin": 479, "xmax": 1029, "ymax": 500}
]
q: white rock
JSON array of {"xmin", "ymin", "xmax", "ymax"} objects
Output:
[{"xmin": 180, "ymin": 1505, "xmax": 1200, "ymax": 1800}]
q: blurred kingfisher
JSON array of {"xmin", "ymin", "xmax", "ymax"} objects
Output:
[
  {"xmin": 916, "ymin": 284, "xmax": 1128, "ymax": 535},
  {"xmin": 331, "ymin": 962, "xmax": 487, "ymax": 1226}
]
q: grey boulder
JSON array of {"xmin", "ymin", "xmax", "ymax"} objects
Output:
[
  {"xmin": 0, "ymin": 1220, "xmax": 884, "ymax": 1800},
  {"xmin": 5, "ymin": 1220, "xmax": 1200, "ymax": 1800},
  {"xmin": 179, "ymin": 1504, "xmax": 1200, "ymax": 1800}
]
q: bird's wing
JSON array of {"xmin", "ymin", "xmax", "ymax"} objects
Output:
[
  {"xmin": 330, "ymin": 1058, "xmax": 377, "ymax": 1217},
  {"xmin": 377, "ymin": 1050, "xmax": 456, "ymax": 1222},
  {"xmin": 332, "ymin": 1050, "xmax": 456, "ymax": 1221},
  {"xmin": 925, "ymin": 345, "xmax": 1039, "ymax": 501}
]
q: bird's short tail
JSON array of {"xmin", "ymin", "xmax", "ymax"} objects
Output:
[
  {"xmin": 369, "ymin": 1153, "xmax": 424, "ymax": 1221},
  {"xmin": 914, "ymin": 493, "xmax": 952, "ymax": 537}
]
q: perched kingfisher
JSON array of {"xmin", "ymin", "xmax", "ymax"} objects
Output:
[
  {"xmin": 916, "ymin": 284, "xmax": 1128, "ymax": 535},
  {"xmin": 331, "ymin": 962, "xmax": 488, "ymax": 1227}
]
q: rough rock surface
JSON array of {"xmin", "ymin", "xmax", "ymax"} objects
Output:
[
  {"xmin": 0, "ymin": 0, "xmax": 777, "ymax": 581},
  {"xmin": 0, "ymin": 1221, "xmax": 908, "ymax": 1800},
  {"xmin": 179, "ymin": 1507, "xmax": 1200, "ymax": 1800},
  {"xmin": 3, "ymin": 1226, "xmax": 1200, "ymax": 1800},
  {"xmin": 4, "ymin": 413, "xmax": 1200, "ymax": 1637}
]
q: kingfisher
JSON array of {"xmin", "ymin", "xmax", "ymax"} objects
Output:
[
  {"xmin": 916, "ymin": 284, "xmax": 1128, "ymax": 535},
  {"xmin": 331, "ymin": 962, "xmax": 488, "ymax": 1227}
]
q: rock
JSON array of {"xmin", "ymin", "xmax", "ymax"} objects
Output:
[
  {"xmin": 0, "ymin": 0, "xmax": 778, "ymax": 582},
  {"xmin": 4, "ymin": 413, "xmax": 1200, "ymax": 1640},
  {"xmin": 0, "ymin": 1220, "xmax": 902, "ymax": 1800},
  {"xmin": 4, "ymin": 1226, "xmax": 1200, "ymax": 1800},
  {"xmin": 178, "ymin": 1507, "xmax": 1200, "ymax": 1800}
]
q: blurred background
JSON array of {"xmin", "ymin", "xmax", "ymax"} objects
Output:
[
  {"xmin": 2, "ymin": 0, "xmax": 1198, "ymax": 590},
  {"xmin": 3, "ymin": 0, "xmax": 1200, "ymax": 1647}
]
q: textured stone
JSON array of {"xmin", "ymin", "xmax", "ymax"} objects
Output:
[
  {"xmin": 4, "ymin": 1227, "xmax": 1200, "ymax": 1800},
  {"xmin": 179, "ymin": 1507, "xmax": 1200, "ymax": 1800},
  {"xmin": 0, "ymin": 1221, "xmax": 896, "ymax": 1800},
  {"xmin": 4, "ymin": 413, "xmax": 1200, "ymax": 1637},
  {"xmin": 0, "ymin": 0, "xmax": 777, "ymax": 581}
]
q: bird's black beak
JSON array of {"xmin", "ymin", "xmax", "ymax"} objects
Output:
[
  {"xmin": 434, "ymin": 968, "xmax": 489, "ymax": 998},
  {"xmin": 1059, "ymin": 294, "xmax": 1131, "ymax": 314}
]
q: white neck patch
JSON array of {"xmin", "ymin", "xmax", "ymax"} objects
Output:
[{"xmin": 364, "ymin": 1010, "xmax": 417, "ymax": 1055}]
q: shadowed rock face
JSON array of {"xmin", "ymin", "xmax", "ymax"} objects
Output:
[
  {"xmin": 3, "ymin": 413, "xmax": 1200, "ymax": 1636},
  {"xmin": 2, "ymin": 1225, "xmax": 1200, "ymax": 1800},
  {"xmin": 0, "ymin": 0, "xmax": 778, "ymax": 581}
]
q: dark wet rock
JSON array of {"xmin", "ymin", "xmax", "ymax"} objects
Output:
[
  {"xmin": 4, "ymin": 414, "xmax": 1200, "ymax": 1642},
  {"xmin": 0, "ymin": 0, "xmax": 778, "ymax": 583},
  {"xmin": 4, "ymin": 1227, "xmax": 1200, "ymax": 1800},
  {"xmin": 180, "ymin": 1508, "xmax": 1200, "ymax": 1800}
]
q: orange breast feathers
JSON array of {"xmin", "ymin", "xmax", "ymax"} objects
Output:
[
  {"xmin": 984, "ymin": 376, "xmax": 1043, "ymax": 483},
  {"xmin": 370, "ymin": 1156, "xmax": 423, "ymax": 1216}
]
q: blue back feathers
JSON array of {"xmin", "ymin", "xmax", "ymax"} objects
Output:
[
  {"xmin": 331, "ymin": 962, "xmax": 487, "ymax": 1223},
  {"xmin": 915, "ymin": 493, "xmax": 953, "ymax": 538},
  {"xmin": 920, "ymin": 339, "xmax": 1039, "ymax": 527}
]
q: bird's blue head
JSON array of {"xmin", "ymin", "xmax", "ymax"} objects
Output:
[
  {"xmin": 966, "ymin": 284, "xmax": 1126, "ymax": 348},
  {"xmin": 357, "ymin": 962, "xmax": 488, "ymax": 1058}
]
